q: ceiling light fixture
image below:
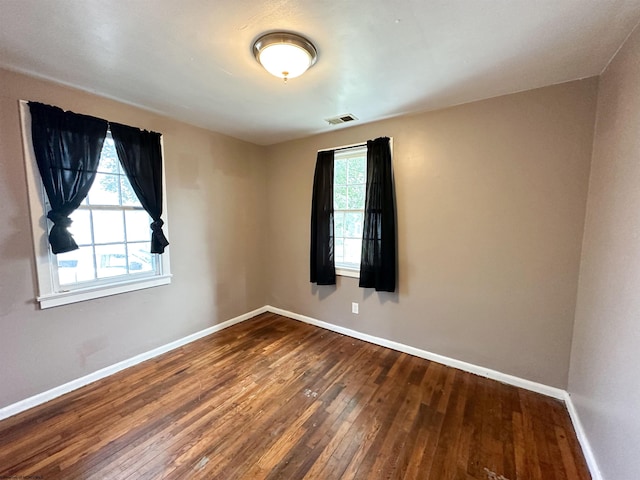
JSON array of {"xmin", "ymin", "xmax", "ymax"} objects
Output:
[{"xmin": 253, "ymin": 32, "xmax": 317, "ymax": 82}]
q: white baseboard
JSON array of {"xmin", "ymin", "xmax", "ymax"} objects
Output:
[
  {"xmin": 265, "ymin": 305, "xmax": 565, "ymax": 400},
  {"xmin": 266, "ymin": 306, "xmax": 603, "ymax": 479},
  {"xmin": 563, "ymin": 391, "xmax": 603, "ymax": 480},
  {"xmin": 0, "ymin": 304, "xmax": 600, "ymax": 480},
  {"xmin": 0, "ymin": 306, "xmax": 268, "ymax": 421}
]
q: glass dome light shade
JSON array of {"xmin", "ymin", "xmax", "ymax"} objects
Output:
[
  {"xmin": 253, "ymin": 32, "xmax": 318, "ymax": 80},
  {"xmin": 259, "ymin": 43, "xmax": 312, "ymax": 79}
]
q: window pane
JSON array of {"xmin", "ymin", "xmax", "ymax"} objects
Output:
[
  {"xmin": 347, "ymin": 185, "xmax": 366, "ymax": 209},
  {"xmin": 334, "ymin": 212, "xmax": 344, "ymax": 238},
  {"xmin": 334, "ymin": 158, "xmax": 347, "ymax": 186},
  {"xmin": 68, "ymin": 209, "xmax": 92, "ymax": 245},
  {"xmin": 128, "ymin": 242, "xmax": 154, "ymax": 274},
  {"xmin": 57, "ymin": 246, "xmax": 96, "ymax": 285},
  {"xmin": 92, "ymin": 210, "xmax": 125, "ymax": 244},
  {"xmin": 347, "ymin": 157, "xmax": 366, "ymax": 184},
  {"xmin": 97, "ymin": 138, "xmax": 119, "ymax": 173},
  {"xmin": 344, "ymin": 212, "xmax": 363, "ymax": 238},
  {"xmin": 125, "ymin": 210, "xmax": 151, "ymax": 242},
  {"xmin": 88, "ymin": 173, "xmax": 120, "ymax": 205},
  {"xmin": 95, "ymin": 244, "xmax": 128, "ymax": 278},
  {"xmin": 334, "ymin": 237, "xmax": 344, "ymax": 264},
  {"xmin": 344, "ymin": 238, "xmax": 362, "ymax": 264},
  {"xmin": 121, "ymin": 175, "xmax": 141, "ymax": 207},
  {"xmin": 334, "ymin": 185, "xmax": 348, "ymax": 209}
]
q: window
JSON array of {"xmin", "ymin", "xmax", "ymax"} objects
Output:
[
  {"xmin": 55, "ymin": 132, "xmax": 158, "ymax": 285},
  {"xmin": 333, "ymin": 146, "xmax": 367, "ymax": 277},
  {"xmin": 20, "ymin": 101, "xmax": 171, "ymax": 308},
  {"xmin": 312, "ymin": 137, "xmax": 395, "ymax": 289}
]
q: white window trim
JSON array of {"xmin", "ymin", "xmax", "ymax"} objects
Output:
[
  {"xmin": 336, "ymin": 266, "xmax": 360, "ymax": 278},
  {"xmin": 19, "ymin": 100, "xmax": 172, "ymax": 309}
]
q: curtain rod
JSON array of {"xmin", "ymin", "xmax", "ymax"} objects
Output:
[
  {"xmin": 317, "ymin": 141, "xmax": 366, "ymax": 153},
  {"xmin": 19, "ymin": 100, "xmax": 160, "ymax": 136}
]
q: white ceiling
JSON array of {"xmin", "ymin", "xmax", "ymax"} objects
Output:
[{"xmin": 1, "ymin": 1, "xmax": 640, "ymax": 145}]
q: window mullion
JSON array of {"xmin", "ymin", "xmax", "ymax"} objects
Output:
[
  {"xmin": 116, "ymin": 142, "xmax": 124, "ymax": 206},
  {"xmin": 77, "ymin": 204, "xmax": 143, "ymax": 211},
  {"xmin": 88, "ymin": 208, "xmax": 98, "ymax": 282},
  {"xmin": 123, "ymin": 210, "xmax": 130, "ymax": 275}
]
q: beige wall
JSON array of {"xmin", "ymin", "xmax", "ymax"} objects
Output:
[
  {"xmin": 266, "ymin": 79, "xmax": 598, "ymax": 388},
  {"xmin": 0, "ymin": 68, "xmax": 267, "ymax": 408},
  {"xmin": 569, "ymin": 24, "xmax": 640, "ymax": 479},
  {"xmin": 0, "ymin": 66, "xmax": 601, "ymax": 410},
  {"xmin": 2, "ymin": 36, "xmax": 637, "ymax": 475}
]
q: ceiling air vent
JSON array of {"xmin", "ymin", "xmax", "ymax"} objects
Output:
[{"xmin": 325, "ymin": 114, "xmax": 358, "ymax": 125}]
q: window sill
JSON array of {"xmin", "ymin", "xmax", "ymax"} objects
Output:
[
  {"xmin": 37, "ymin": 274, "xmax": 172, "ymax": 309},
  {"xmin": 336, "ymin": 267, "xmax": 360, "ymax": 278}
]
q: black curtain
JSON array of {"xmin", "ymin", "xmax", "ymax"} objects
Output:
[
  {"xmin": 110, "ymin": 123, "xmax": 169, "ymax": 254},
  {"xmin": 29, "ymin": 102, "xmax": 108, "ymax": 254},
  {"xmin": 310, "ymin": 150, "xmax": 336, "ymax": 285},
  {"xmin": 359, "ymin": 137, "xmax": 397, "ymax": 292}
]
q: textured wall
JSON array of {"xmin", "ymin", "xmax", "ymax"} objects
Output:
[
  {"xmin": 0, "ymin": 68, "xmax": 268, "ymax": 408},
  {"xmin": 0, "ymin": 68, "xmax": 602, "ymax": 411},
  {"xmin": 569, "ymin": 23, "xmax": 640, "ymax": 480},
  {"xmin": 265, "ymin": 79, "xmax": 598, "ymax": 388}
]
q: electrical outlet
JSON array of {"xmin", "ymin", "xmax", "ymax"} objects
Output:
[{"xmin": 352, "ymin": 302, "xmax": 359, "ymax": 314}]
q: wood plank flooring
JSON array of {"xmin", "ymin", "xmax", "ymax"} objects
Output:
[{"xmin": 0, "ymin": 313, "xmax": 590, "ymax": 479}]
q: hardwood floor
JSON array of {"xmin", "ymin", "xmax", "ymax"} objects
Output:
[{"xmin": 0, "ymin": 313, "xmax": 590, "ymax": 479}]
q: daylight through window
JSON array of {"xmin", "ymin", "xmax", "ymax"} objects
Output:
[
  {"xmin": 334, "ymin": 146, "xmax": 367, "ymax": 272},
  {"xmin": 53, "ymin": 132, "xmax": 158, "ymax": 287}
]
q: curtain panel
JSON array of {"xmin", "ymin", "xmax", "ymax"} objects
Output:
[
  {"xmin": 29, "ymin": 101, "xmax": 108, "ymax": 254},
  {"xmin": 110, "ymin": 123, "xmax": 169, "ymax": 254},
  {"xmin": 310, "ymin": 150, "xmax": 336, "ymax": 285},
  {"xmin": 359, "ymin": 137, "xmax": 397, "ymax": 292}
]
